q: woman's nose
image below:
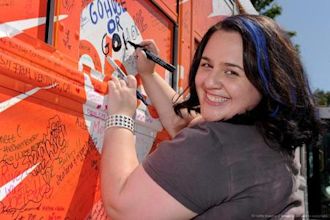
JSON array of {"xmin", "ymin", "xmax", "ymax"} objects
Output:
[{"xmin": 204, "ymin": 69, "xmax": 223, "ymax": 89}]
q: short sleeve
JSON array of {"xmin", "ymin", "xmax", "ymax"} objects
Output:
[{"xmin": 142, "ymin": 122, "xmax": 230, "ymax": 213}]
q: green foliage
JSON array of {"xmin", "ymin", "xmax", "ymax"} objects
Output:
[
  {"xmin": 250, "ymin": 0, "xmax": 273, "ymax": 10},
  {"xmin": 287, "ymin": 31, "xmax": 297, "ymax": 38},
  {"xmin": 250, "ymin": 0, "xmax": 282, "ymax": 19},
  {"xmin": 250, "ymin": 1, "xmax": 330, "ymax": 103},
  {"xmin": 314, "ymin": 89, "xmax": 330, "ymax": 106},
  {"xmin": 250, "ymin": 0, "xmax": 299, "ymax": 52}
]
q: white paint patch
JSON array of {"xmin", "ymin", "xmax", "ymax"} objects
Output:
[
  {"xmin": 0, "ymin": 15, "xmax": 68, "ymax": 38},
  {"xmin": 0, "ymin": 84, "xmax": 57, "ymax": 113},
  {"xmin": 0, "ymin": 163, "xmax": 40, "ymax": 201}
]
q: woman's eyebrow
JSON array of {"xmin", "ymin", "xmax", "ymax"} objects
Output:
[
  {"xmin": 224, "ymin": 62, "xmax": 244, "ymax": 71},
  {"xmin": 201, "ymin": 56, "xmax": 244, "ymax": 71},
  {"xmin": 201, "ymin": 56, "xmax": 211, "ymax": 61}
]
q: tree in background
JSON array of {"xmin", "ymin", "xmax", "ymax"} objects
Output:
[
  {"xmin": 250, "ymin": 1, "xmax": 330, "ymax": 105},
  {"xmin": 250, "ymin": 0, "xmax": 281, "ymax": 19},
  {"xmin": 313, "ymin": 89, "xmax": 330, "ymax": 107},
  {"xmin": 250, "ymin": 0, "xmax": 297, "ymax": 39}
]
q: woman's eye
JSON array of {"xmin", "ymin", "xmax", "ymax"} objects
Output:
[
  {"xmin": 200, "ymin": 63, "xmax": 211, "ymax": 68},
  {"xmin": 224, "ymin": 70, "xmax": 238, "ymax": 76}
]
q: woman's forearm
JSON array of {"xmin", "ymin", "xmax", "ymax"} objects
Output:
[
  {"xmin": 141, "ymin": 72, "xmax": 191, "ymax": 137},
  {"xmin": 100, "ymin": 127, "xmax": 138, "ymax": 214}
]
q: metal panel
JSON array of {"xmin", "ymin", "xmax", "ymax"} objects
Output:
[{"xmin": 0, "ymin": 0, "xmax": 175, "ymax": 218}]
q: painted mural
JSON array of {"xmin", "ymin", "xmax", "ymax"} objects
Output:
[{"xmin": 0, "ymin": 0, "xmax": 235, "ymax": 219}]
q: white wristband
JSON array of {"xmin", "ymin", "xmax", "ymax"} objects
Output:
[{"xmin": 105, "ymin": 114, "xmax": 135, "ymax": 133}]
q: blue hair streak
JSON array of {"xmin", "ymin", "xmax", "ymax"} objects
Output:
[
  {"xmin": 239, "ymin": 17, "xmax": 271, "ymax": 94},
  {"xmin": 270, "ymin": 104, "xmax": 280, "ymax": 118},
  {"xmin": 238, "ymin": 17, "xmax": 284, "ymax": 117}
]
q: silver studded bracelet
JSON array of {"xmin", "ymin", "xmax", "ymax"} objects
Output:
[{"xmin": 105, "ymin": 114, "xmax": 135, "ymax": 133}]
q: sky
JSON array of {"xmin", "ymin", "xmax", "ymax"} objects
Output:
[{"xmin": 272, "ymin": 0, "xmax": 330, "ymax": 92}]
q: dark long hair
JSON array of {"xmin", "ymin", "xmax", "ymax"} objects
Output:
[{"xmin": 174, "ymin": 14, "xmax": 320, "ymax": 154}]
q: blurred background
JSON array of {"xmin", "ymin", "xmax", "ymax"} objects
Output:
[{"xmin": 252, "ymin": 0, "xmax": 330, "ymax": 215}]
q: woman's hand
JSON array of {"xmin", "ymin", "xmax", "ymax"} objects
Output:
[
  {"xmin": 134, "ymin": 40, "xmax": 159, "ymax": 76},
  {"xmin": 108, "ymin": 75, "xmax": 137, "ymax": 117}
]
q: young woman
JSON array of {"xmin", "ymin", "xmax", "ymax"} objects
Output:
[{"xmin": 101, "ymin": 14, "xmax": 320, "ymax": 219}]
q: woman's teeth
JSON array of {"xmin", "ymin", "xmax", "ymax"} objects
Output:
[{"xmin": 206, "ymin": 94, "xmax": 228, "ymax": 103}]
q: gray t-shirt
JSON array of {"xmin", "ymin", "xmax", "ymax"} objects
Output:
[{"xmin": 142, "ymin": 121, "xmax": 302, "ymax": 219}]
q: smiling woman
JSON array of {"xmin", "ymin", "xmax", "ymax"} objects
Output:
[
  {"xmin": 195, "ymin": 30, "xmax": 262, "ymax": 121},
  {"xmin": 101, "ymin": 14, "xmax": 321, "ymax": 219}
]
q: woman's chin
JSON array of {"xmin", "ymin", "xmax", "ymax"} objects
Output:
[{"xmin": 201, "ymin": 114, "xmax": 225, "ymax": 122}]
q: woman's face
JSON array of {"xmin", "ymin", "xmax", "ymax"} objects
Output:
[{"xmin": 195, "ymin": 30, "xmax": 262, "ymax": 121}]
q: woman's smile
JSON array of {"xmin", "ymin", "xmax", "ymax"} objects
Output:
[{"xmin": 204, "ymin": 93, "xmax": 230, "ymax": 106}]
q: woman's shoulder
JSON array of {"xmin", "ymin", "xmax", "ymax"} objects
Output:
[
  {"xmin": 189, "ymin": 119, "xmax": 259, "ymax": 140},
  {"xmin": 189, "ymin": 119, "xmax": 285, "ymax": 163}
]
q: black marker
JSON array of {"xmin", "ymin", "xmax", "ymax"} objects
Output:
[{"xmin": 128, "ymin": 41, "xmax": 176, "ymax": 73}]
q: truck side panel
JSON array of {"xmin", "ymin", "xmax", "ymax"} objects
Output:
[{"xmin": 0, "ymin": 0, "xmax": 236, "ymax": 219}]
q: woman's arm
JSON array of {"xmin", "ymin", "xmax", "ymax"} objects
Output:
[
  {"xmin": 135, "ymin": 40, "xmax": 197, "ymax": 137},
  {"xmin": 101, "ymin": 131, "xmax": 197, "ymax": 219},
  {"xmin": 101, "ymin": 76, "xmax": 196, "ymax": 219},
  {"xmin": 140, "ymin": 71, "xmax": 196, "ymax": 137}
]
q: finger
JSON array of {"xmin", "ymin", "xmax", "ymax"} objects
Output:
[
  {"xmin": 119, "ymin": 79, "xmax": 127, "ymax": 88},
  {"xmin": 127, "ymin": 75, "xmax": 137, "ymax": 89},
  {"xmin": 108, "ymin": 81, "xmax": 119, "ymax": 97},
  {"xmin": 135, "ymin": 48, "xmax": 146, "ymax": 58},
  {"xmin": 140, "ymin": 39, "xmax": 159, "ymax": 53},
  {"xmin": 108, "ymin": 81, "xmax": 116, "ymax": 92},
  {"xmin": 139, "ymin": 40, "xmax": 152, "ymax": 47},
  {"xmin": 111, "ymin": 77, "xmax": 121, "ymax": 88},
  {"xmin": 139, "ymin": 39, "xmax": 155, "ymax": 48}
]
